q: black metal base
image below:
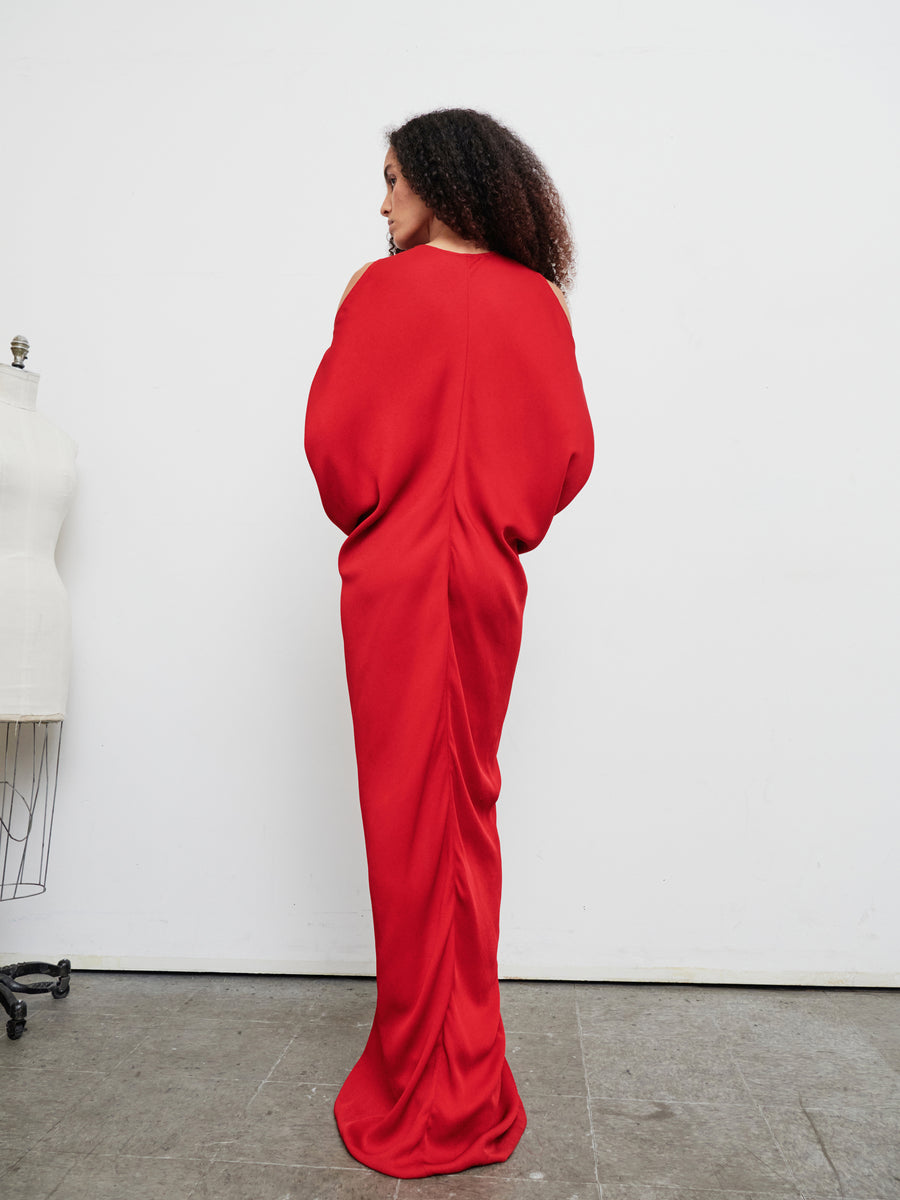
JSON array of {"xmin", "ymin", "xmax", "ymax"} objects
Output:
[{"xmin": 0, "ymin": 959, "xmax": 71, "ymax": 1039}]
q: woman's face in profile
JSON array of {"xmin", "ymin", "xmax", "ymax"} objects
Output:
[{"xmin": 381, "ymin": 149, "xmax": 433, "ymax": 249}]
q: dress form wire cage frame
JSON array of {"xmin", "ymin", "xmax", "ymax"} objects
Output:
[
  {"xmin": 0, "ymin": 719, "xmax": 71, "ymax": 1038},
  {"xmin": 1, "ymin": 719, "xmax": 62, "ymax": 900}
]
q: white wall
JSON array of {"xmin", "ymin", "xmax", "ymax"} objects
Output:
[{"xmin": 1, "ymin": 0, "xmax": 898, "ymax": 984}]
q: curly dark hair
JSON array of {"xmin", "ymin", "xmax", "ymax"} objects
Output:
[{"xmin": 386, "ymin": 108, "xmax": 575, "ymax": 291}]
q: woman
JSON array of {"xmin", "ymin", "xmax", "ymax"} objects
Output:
[{"xmin": 305, "ymin": 108, "xmax": 593, "ymax": 1179}]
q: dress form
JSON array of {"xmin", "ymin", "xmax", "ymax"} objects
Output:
[
  {"xmin": 0, "ymin": 345, "xmax": 77, "ymax": 720},
  {"xmin": 1, "ymin": 337, "xmax": 76, "ymax": 1037}
]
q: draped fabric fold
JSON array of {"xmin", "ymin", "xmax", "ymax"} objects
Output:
[{"xmin": 305, "ymin": 245, "xmax": 593, "ymax": 1178}]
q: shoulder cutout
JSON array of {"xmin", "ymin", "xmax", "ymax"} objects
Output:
[
  {"xmin": 547, "ymin": 276, "xmax": 573, "ymax": 324},
  {"xmin": 544, "ymin": 278, "xmax": 572, "ymax": 325},
  {"xmin": 338, "ymin": 262, "xmax": 375, "ymax": 311}
]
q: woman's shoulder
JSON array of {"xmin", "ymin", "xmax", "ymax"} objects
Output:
[
  {"xmin": 543, "ymin": 278, "xmax": 572, "ymax": 325},
  {"xmin": 335, "ymin": 252, "xmax": 421, "ymax": 311},
  {"xmin": 335, "ymin": 249, "xmax": 452, "ymax": 313},
  {"xmin": 479, "ymin": 253, "xmax": 572, "ymax": 326},
  {"xmin": 337, "ymin": 261, "xmax": 377, "ymax": 309}
]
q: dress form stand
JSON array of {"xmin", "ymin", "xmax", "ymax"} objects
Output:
[{"xmin": 0, "ymin": 337, "xmax": 76, "ymax": 1039}]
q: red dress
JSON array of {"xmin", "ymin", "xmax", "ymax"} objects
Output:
[{"xmin": 305, "ymin": 245, "xmax": 593, "ymax": 1178}]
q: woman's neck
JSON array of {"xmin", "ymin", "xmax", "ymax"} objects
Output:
[{"xmin": 426, "ymin": 218, "xmax": 489, "ymax": 255}]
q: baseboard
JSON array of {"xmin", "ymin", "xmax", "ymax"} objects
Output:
[{"xmin": 2, "ymin": 951, "xmax": 896, "ymax": 987}]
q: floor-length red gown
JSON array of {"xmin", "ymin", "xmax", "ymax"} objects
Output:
[{"xmin": 305, "ymin": 245, "xmax": 593, "ymax": 1178}]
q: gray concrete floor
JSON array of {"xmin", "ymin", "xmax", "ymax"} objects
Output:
[{"xmin": 1, "ymin": 973, "xmax": 898, "ymax": 1199}]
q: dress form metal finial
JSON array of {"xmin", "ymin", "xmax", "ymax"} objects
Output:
[{"xmin": 11, "ymin": 335, "xmax": 30, "ymax": 369}]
